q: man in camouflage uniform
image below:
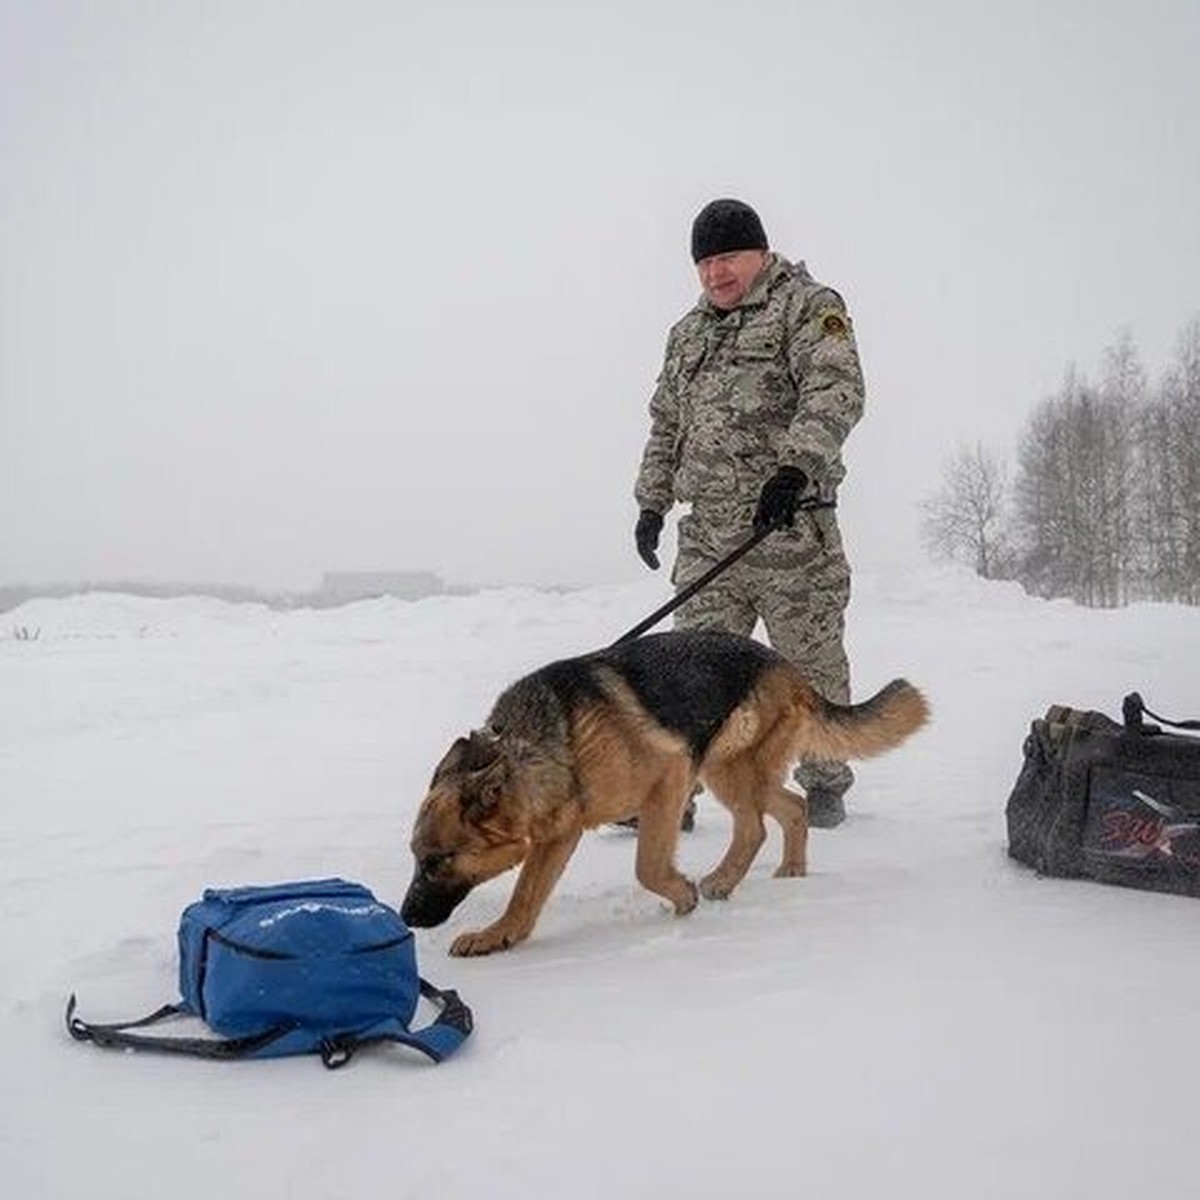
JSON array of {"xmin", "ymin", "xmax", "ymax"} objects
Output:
[{"xmin": 633, "ymin": 198, "xmax": 865, "ymax": 828}]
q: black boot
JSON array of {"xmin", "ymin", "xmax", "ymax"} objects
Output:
[
  {"xmin": 613, "ymin": 794, "xmax": 698, "ymax": 833},
  {"xmin": 680, "ymin": 796, "xmax": 697, "ymax": 832},
  {"xmin": 805, "ymin": 786, "xmax": 847, "ymax": 829}
]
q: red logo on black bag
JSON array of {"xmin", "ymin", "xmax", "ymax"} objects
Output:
[{"xmin": 1096, "ymin": 789, "xmax": 1200, "ymax": 867}]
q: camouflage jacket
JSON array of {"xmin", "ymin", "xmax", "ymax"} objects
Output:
[{"xmin": 634, "ymin": 254, "xmax": 865, "ymax": 519}]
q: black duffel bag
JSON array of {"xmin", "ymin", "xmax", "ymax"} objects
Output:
[{"xmin": 1007, "ymin": 693, "xmax": 1200, "ymax": 897}]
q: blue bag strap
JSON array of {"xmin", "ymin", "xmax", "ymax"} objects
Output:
[
  {"xmin": 320, "ymin": 979, "xmax": 474, "ymax": 1069},
  {"xmin": 399, "ymin": 978, "xmax": 474, "ymax": 1061}
]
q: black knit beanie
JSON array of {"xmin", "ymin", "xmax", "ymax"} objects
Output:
[{"xmin": 690, "ymin": 199, "xmax": 769, "ymax": 263}]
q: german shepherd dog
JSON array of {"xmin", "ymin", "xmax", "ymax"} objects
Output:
[{"xmin": 402, "ymin": 630, "xmax": 928, "ymax": 955}]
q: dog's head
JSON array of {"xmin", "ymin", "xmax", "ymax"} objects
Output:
[{"xmin": 401, "ymin": 728, "xmax": 534, "ymax": 928}]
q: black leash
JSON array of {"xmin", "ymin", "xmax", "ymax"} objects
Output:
[{"xmin": 613, "ymin": 498, "xmax": 835, "ymax": 646}]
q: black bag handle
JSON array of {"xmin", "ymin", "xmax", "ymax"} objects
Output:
[{"xmin": 1122, "ymin": 693, "xmax": 1200, "ymax": 735}]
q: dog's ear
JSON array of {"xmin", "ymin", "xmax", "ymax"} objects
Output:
[
  {"xmin": 430, "ymin": 728, "xmax": 502, "ymax": 786},
  {"xmin": 464, "ymin": 749, "xmax": 512, "ymax": 815},
  {"xmin": 430, "ymin": 737, "xmax": 469, "ymax": 786},
  {"xmin": 464, "ymin": 727, "xmax": 503, "ymax": 772}
]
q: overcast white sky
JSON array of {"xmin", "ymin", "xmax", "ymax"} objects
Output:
[{"xmin": 2, "ymin": 0, "xmax": 1198, "ymax": 591}]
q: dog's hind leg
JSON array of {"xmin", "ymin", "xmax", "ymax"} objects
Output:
[
  {"xmin": 634, "ymin": 762, "xmax": 699, "ymax": 916},
  {"xmin": 764, "ymin": 786, "xmax": 808, "ymax": 878},
  {"xmin": 697, "ymin": 760, "xmax": 768, "ymax": 900},
  {"xmin": 450, "ymin": 827, "xmax": 583, "ymax": 956}
]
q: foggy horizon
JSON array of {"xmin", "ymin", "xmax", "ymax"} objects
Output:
[{"xmin": 3, "ymin": 0, "xmax": 1198, "ymax": 593}]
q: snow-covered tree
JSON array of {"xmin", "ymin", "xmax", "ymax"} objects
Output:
[{"xmin": 920, "ymin": 443, "xmax": 1013, "ymax": 579}]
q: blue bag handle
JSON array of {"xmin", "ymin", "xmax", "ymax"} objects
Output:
[{"xmin": 318, "ymin": 980, "xmax": 474, "ymax": 1068}]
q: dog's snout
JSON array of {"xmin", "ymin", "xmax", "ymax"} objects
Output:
[
  {"xmin": 400, "ymin": 891, "xmax": 433, "ymax": 927},
  {"xmin": 401, "ymin": 876, "xmax": 471, "ymax": 928}
]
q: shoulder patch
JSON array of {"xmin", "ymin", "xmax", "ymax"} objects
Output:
[{"xmin": 818, "ymin": 308, "xmax": 851, "ymax": 337}]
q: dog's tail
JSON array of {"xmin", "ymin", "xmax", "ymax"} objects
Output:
[{"xmin": 792, "ymin": 678, "xmax": 930, "ymax": 763}]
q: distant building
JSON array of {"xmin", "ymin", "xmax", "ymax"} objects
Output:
[{"xmin": 318, "ymin": 571, "xmax": 446, "ymax": 602}]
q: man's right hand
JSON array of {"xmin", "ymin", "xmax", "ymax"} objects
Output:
[
  {"xmin": 635, "ymin": 510, "xmax": 664, "ymax": 570},
  {"xmin": 753, "ymin": 466, "xmax": 808, "ymax": 533}
]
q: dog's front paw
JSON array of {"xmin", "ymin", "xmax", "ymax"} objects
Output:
[
  {"xmin": 673, "ymin": 878, "xmax": 699, "ymax": 916},
  {"xmin": 699, "ymin": 871, "xmax": 736, "ymax": 901},
  {"xmin": 449, "ymin": 924, "xmax": 519, "ymax": 956}
]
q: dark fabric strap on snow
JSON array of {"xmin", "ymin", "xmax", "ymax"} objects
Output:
[
  {"xmin": 65, "ymin": 978, "xmax": 472, "ymax": 1069},
  {"xmin": 65, "ymin": 995, "xmax": 295, "ymax": 1060},
  {"xmin": 1123, "ymin": 693, "xmax": 1200, "ymax": 735}
]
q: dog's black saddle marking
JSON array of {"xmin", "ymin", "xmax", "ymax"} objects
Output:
[
  {"xmin": 509, "ymin": 630, "xmax": 773, "ymax": 760},
  {"xmin": 597, "ymin": 631, "xmax": 779, "ymax": 758}
]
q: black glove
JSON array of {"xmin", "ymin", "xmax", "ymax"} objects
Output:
[
  {"xmin": 635, "ymin": 510, "xmax": 664, "ymax": 570},
  {"xmin": 753, "ymin": 466, "xmax": 809, "ymax": 532}
]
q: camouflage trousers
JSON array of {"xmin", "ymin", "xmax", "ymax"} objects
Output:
[{"xmin": 671, "ymin": 502, "xmax": 854, "ymax": 796}]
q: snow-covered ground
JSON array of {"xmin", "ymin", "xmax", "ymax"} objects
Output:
[{"xmin": 3, "ymin": 566, "xmax": 1198, "ymax": 1199}]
